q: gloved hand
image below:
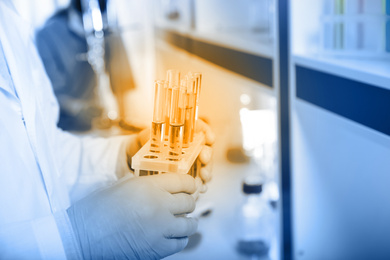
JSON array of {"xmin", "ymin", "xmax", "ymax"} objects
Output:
[
  {"xmin": 126, "ymin": 119, "xmax": 216, "ymax": 192},
  {"xmin": 67, "ymin": 174, "xmax": 198, "ymax": 259}
]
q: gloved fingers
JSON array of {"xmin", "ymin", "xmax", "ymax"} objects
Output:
[
  {"xmin": 191, "ymin": 177, "xmax": 203, "ymax": 200},
  {"xmin": 198, "ymin": 145, "xmax": 213, "ymax": 165},
  {"xmin": 174, "ymin": 237, "xmax": 190, "ymax": 252},
  {"xmin": 195, "ymin": 119, "xmax": 215, "ymax": 146},
  {"xmin": 163, "ymin": 237, "xmax": 189, "ymax": 254},
  {"xmin": 197, "ymin": 174, "xmax": 208, "ymax": 194},
  {"xmin": 149, "ymin": 173, "xmax": 197, "ymax": 194},
  {"xmin": 137, "ymin": 127, "xmax": 150, "ymax": 146},
  {"xmin": 125, "ymin": 129, "xmax": 149, "ymax": 167},
  {"xmin": 200, "ymin": 183, "xmax": 208, "ymax": 193},
  {"xmin": 169, "ymin": 193, "xmax": 196, "ymax": 215},
  {"xmin": 164, "ymin": 216, "xmax": 198, "ymax": 239},
  {"xmin": 199, "ymin": 163, "xmax": 212, "ymax": 183}
]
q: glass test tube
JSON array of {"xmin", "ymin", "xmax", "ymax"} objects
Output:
[
  {"xmin": 165, "ymin": 70, "xmax": 180, "ymax": 141},
  {"xmin": 150, "ymin": 80, "xmax": 166, "ymax": 153},
  {"xmin": 190, "ymin": 72, "xmax": 202, "ymax": 142},
  {"xmin": 168, "ymin": 83, "xmax": 186, "ymax": 160},
  {"xmin": 182, "ymin": 76, "xmax": 195, "ymax": 148}
]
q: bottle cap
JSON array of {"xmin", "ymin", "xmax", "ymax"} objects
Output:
[{"xmin": 243, "ymin": 182, "xmax": 262, "ymax": 194}]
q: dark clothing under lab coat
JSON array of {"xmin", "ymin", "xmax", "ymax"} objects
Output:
[{"xmin": 36, "ymin": 8, "xmax": 135, "ymax": 131}]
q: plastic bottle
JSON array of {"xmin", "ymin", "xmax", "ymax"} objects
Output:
[{"xmin": 236, "ymin": 176, "xmax": 273, "ymax": 258}]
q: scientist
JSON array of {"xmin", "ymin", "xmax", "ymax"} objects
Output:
[
  {"xmin": 36, "ymin": 0, "xmax": 136, "ymax": 131},
  {"xmin": 0, "ymin": 1, "xmax": 215, "ymax": 259}
]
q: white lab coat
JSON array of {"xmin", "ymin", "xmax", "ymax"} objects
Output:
[{"xmin": 0, "ymin": 1, "xmax": 131, "ymax": 259}]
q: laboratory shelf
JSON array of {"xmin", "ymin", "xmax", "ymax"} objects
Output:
[
  {"xmin": 293, "ymin": 54, "xmax": 390, "ymax": 90},
  {"xmin": 156, "ymin": 25, "xmax": 275, "ymax": 58},
  {"xmin": 189, "ymin": 31, "xmax": 274, "ymax": 59},
  {"xmin": 292, "ymin": 54, "xmax": 390, "ymax": 137},
  {"xmin": 156, "ymin": 27, "xmax": 274, "ymax": 88}
]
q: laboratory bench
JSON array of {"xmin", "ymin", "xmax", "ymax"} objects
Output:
[{"xmin": 165, "ymin": 159, "xmax": 280, "ymax": 260}]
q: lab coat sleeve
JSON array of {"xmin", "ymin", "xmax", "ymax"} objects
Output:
[
  {"xmin": 55, "ymin": 129, "xmax": 135, "ymax": 203},
  {"xmin": 31, "ymin": 35, "xmax": 133, "ymax": 203},
  {"xmin": 0, "ymin": 210, "xmax": 82, "ymax": 260}
]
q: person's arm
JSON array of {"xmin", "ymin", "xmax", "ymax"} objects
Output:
[
  {"xmin": 54, "ymin": 128, "xmax": 134, "ymax": 202},
  {"xmin": 33, "ymin": 37, "xmax": 134, "ymax": 202}
]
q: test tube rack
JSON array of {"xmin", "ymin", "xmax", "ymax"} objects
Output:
[
  {"xmin": 131, "ymin": 132, "xmax": 205, "ymax": 176},
  {"xmin": 131, "ymin": 70, "xmax": 203, "ymax": 177}
]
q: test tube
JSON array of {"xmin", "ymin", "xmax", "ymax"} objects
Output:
[
  {"xmin": 168, "ymin": 82, "xmax": 186, "ymax": 160},
  {"xmin": 182, "ymin": 76, "xmax": 196, "ymax": 148},
  {"xmin": 150, "ymin": 80, "xmax": 166, "ymax": 153},
  {"xmin": 192, "ymin": 73, "xmax": 202, "ymax": 178},
  {"xmin": 190, "ymin": 72, "xmax": 202, "ymax": 142},
  {"xmin": 163, "ymin": 80, "xmax": 171, "ymax": 142},
  {"xmin": 165, "ymin": 70, "xmax": 180, "ymax": 142},
  {"xmin": 194, "ymin": 72, "xmax": 202, "ymax": 119}
]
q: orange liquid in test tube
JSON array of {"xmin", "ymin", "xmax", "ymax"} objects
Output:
[
  {"xmin": 182, "ymin": 76, "xmax": 195, "ymax": 148},
  {"xmin": 190, "ymin": 73, "xmax": 202, "ymax": 142},
  {"xmin": 165, "ymin": 70, "xmax": 180, "ymax": 142},
  {"xmin": 168, "ymin": 82, "xmax": 186, "ymax": 160},
  {"xmin": 150, "ymin": 80, "xmax": 166, "ymax": 153}
]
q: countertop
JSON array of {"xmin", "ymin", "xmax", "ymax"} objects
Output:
[{"xmin": 166, "ymin": 160, "xmax": 280, "ymax": 260}]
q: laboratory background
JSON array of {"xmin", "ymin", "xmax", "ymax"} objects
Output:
[{"xmin": 12, "ymin": 0, "xmax": 390, "ymax": 259}]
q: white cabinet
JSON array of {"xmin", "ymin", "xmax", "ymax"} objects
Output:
[{"xmin": 290, "ymin": 1, "xmax": 390, "ymax": 259}]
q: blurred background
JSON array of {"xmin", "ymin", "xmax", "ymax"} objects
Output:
[{"xmin": 13, "ymin": 0, "xmax": 390, "ymax": 259}]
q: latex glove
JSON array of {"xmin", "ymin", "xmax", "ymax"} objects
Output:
[
  {"xmin": 195, "ymin": 119, "xmax": 215, "ymax": 192},
  {"xmin": 67, "ymin": 174, "xmax": 198, "ymax": 259},
  {"xmin": 126, "ymin": 119, "xmax": 215, "ymax": 189}
]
